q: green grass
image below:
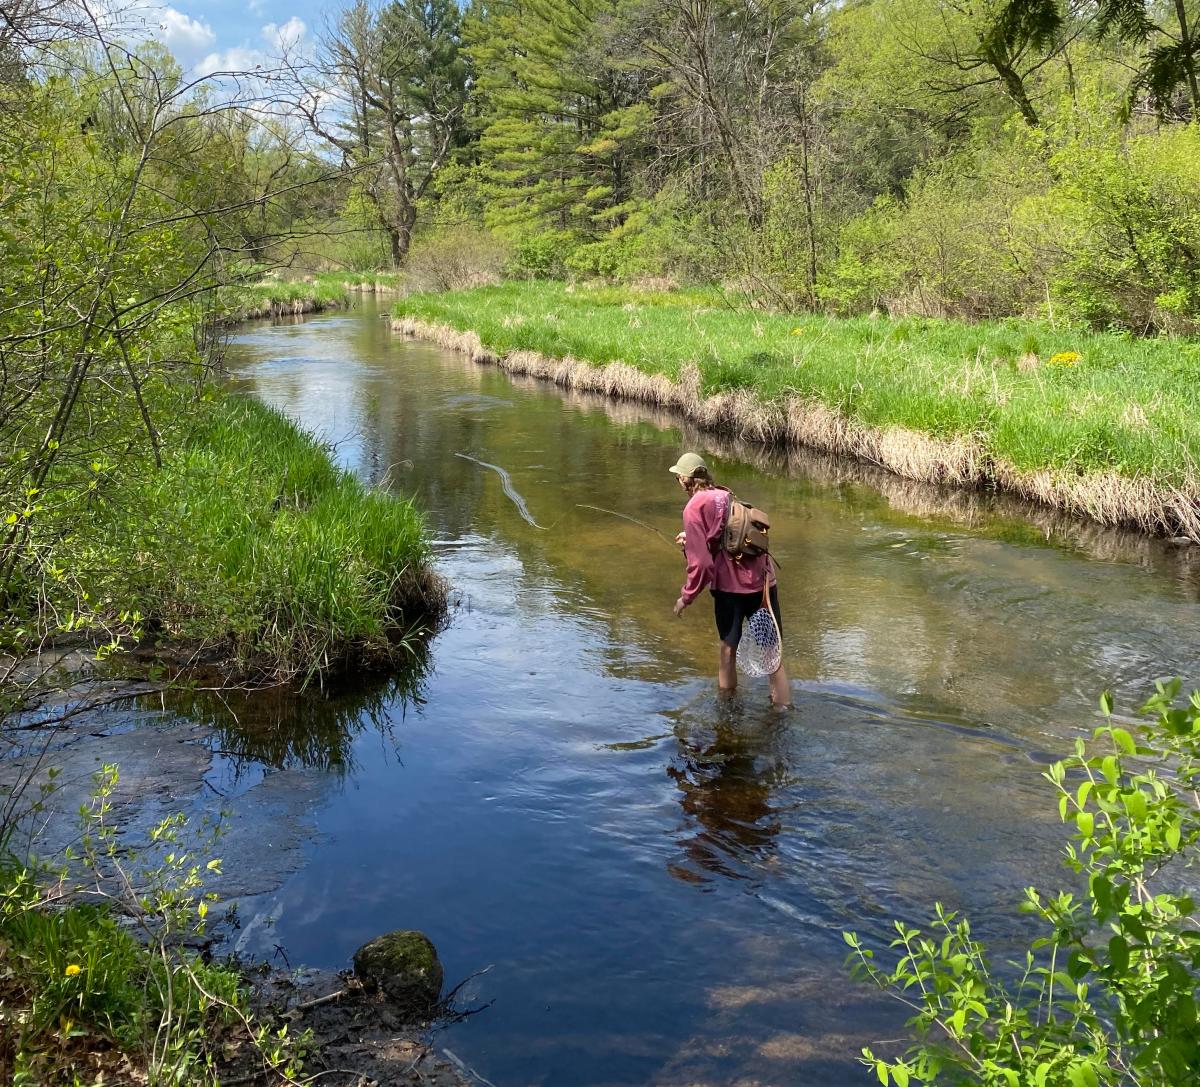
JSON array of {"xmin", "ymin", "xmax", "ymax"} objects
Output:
[
  {"xmin": 212, "ymin": 278, "xmax": 350, "ymax": 322},
  {"xmin": 0, "ymin": 800, "xmax": 292, "ymax": 1084},
  {"xmin": 0, "ymin": 895, "xmax": 242, "ymax": 1062},
  {"xmin": 394, "ymin": 281, "xmax": 1200, "ymax": 487},
  {"xmin": 12, "ymin": 389, "xmax": 443, "ymax": 682}
]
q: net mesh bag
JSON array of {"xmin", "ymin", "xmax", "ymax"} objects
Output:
[{"xmin": 738, "ymin": 597, "xmax": 782, "ymax": 677}]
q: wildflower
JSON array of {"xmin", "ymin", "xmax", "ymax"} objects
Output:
[
  {"xmin": 1048, "ymin": 351, "xmax": 1082, "ymax": 367},
  {"xmin": 790, "ymin": 327, "xmax": 806, "ymax": 336},
  {"xmin": 64, "ymin": 963, "xmax": 81, "ymax": 977}
]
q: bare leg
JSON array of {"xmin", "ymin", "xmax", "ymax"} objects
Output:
[
  {"xmin": 718, "ymin": 643, "xmax": 737, "ymax": 691},
  {"xmin": 769, "ymin": 663, "xmax": 791, "ymax": 708}
]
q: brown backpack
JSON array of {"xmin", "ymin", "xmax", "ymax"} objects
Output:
[{"xmin": 722, "ymin": 491, "xmax": 771, "ymax": 562}]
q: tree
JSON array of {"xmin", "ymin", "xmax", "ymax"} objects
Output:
[
  {"xmin": 464, "ymin": 0, "xmax": 652, "ymax": 242},
  {"xmin": 0, "ymin": 6, "xmax": 323, "ymax": 631},
  {"xmin": 301, "ymin": 0, "xmax": 469, "ymax": 267},
  {"xmin": 1093, "ymin": 0, "xmax": 1200, "ymax": 118},
  {"xmin": 880, "ymin": 0, "xmax": 1078, "ymax": 128}
]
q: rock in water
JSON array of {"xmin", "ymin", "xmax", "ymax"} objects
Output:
[{"xmin": 352, "ymin": 930, "xmax": 443, "ymax": 1016}]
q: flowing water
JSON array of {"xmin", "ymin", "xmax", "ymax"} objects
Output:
[{"xmin": 213, "ymin": 301, "xmax": 1200, "ymax": 1085}]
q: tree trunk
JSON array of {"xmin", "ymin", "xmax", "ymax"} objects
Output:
[
  {"xmin": 1173, "ymin": 0, "xmax": 1200, "ymax": 118},
  {"xmin": 798, "ymin": 86, "xmax": 819, "ymax": 310},
  {"xmin": 989, "ymin": 50, "xmax": 1040, "ymax": 126}
]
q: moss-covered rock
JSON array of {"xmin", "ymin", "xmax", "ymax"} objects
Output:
[{"xmin": 352, "ymin": 930, "xmax": 443, "ymax": 1016}]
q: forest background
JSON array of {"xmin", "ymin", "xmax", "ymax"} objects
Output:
[{"xmin": 301, "ymin": 0, "xmax": 1200, "ymax": 336}]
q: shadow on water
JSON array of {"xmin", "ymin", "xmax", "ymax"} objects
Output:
[{"xmin": 154, "ymin": 642, "xmax": 432, "ymax": 778}]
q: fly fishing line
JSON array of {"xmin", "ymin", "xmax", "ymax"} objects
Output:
[
  {"xmin": 576, "ymin": 504, "xmax": 676, "ymax": 548},
  {"xmin": 455, "ymin": 452, "xmax": 546, "ymax": 529}
]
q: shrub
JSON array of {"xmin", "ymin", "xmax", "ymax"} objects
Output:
[
  {"xmin": 846, "ymin": 680, "xmax": 1200, "ymax": 1086},
  {"xmin": 1044, "ymin": 122, "xmax": 1200, "ymax": 333},
  {"xmin": 823, "ymin": 137, "xmax": 1053, "ymax": 320},
  {"xmin": 505, "ymin": 229, "xmax": 586, "ymax": 279},
  {"xmin": 404, "ymin": 227, "xmax": 509, "ymax": 292}
]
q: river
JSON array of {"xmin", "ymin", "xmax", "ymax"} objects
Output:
[{"xmin": 216, "ymin": 300, "xmax": 1200, "ymax": 1086}]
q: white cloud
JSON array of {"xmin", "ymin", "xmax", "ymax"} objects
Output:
[
  {"xmin": 195, "ymin": 45, "xmax": 268, "ymax": 76},
  {"xmin": 155, "ymin": 7, "xmax": 215, "ymax": 60},
  {"xmin": 191, "ymin": 14, "xmax": 308, "ymax": 81},
  {"xmin": 261, "ymin": 16, "xmax": 306, "ymax": 51}
]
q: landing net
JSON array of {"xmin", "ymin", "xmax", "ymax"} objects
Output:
[{"xmin": 738, "ymin": 599, "xmax": 782, "ymax": 677}]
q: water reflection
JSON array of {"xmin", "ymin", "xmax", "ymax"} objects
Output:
[
  {"xmin": 221, "ymin": 305, "xmax": 1200, "ymax": 1087},
  {"xmin": 666, "ymin": 700, "xmax": 788, "ymax": 885},
  {"xmin": 158, "ymin": 645, "xmax": 430, "ymax": 776}
]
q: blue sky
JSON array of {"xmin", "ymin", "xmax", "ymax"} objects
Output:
[{"xmin": 143, "ymin": 0, "xmax": 319, "ymax": 74}]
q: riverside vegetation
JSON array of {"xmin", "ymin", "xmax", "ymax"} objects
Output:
[
  {"xmin": 846, "ymin": 681, "xmax": 1200, "ymax": 1087},
  {"xmin": 0, "ymin": 8, "xmax": 442, "ymax": 1084},
  {"xmin": 5, "ymin": 0, "xmax": 1200, "ymax": 1080},
  {"xmin": 393, "ymin": 283, "xmax": 1200, "ymax": 536}
]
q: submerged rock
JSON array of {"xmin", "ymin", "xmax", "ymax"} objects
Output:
[{"xmin": 352, "ymin": 930, "xmax": 443, "ymax": 1015}]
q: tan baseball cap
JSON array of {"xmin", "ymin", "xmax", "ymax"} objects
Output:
[{"xmin": 668, "ymin": 452, "xmax": 707, "ymax": 478}]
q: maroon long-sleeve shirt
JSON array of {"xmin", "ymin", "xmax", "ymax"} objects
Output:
[{"xmin": 679, "ymin": 487, "xmax": 774, "ymax": 605}]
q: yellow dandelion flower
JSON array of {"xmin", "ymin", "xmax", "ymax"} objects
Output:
[
  {"xmin": 790, "ymin": 326, "xmax": 806, "ymax": 335},
  {"xmin": 64, "ymin": 963, "xmax": 81, "ymax": 977},
  {"xmin": 1048, "ymin": 351, "xmax": 1082, "ymax": 367}
]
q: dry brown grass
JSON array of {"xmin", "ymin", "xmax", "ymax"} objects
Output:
[{"xmin": 391, "ymin": 317, "xmax": 1200, "ymax": 539}]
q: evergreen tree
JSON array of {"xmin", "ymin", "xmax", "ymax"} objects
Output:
[{"xmin": 464, "ymin": 0, "xmax": 651, "ymax": 242}]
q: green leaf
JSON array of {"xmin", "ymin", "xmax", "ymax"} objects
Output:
[
  {"xmin": 1099, "ymin": 690, "xmax": 1114, "ymax": 715},
  {"xmin": 1067, "ymin": 1063, "xmax": 1099, "ymax": 1087},
  {"xmin": 1123, "ymin": 789, "xmax": 1147, "ymax": 821},
  {"xmin": 1108, "ymin": 933, "xmax": 1129, "ymax": 973},
  {"xmin": 1111, "ymin": 726, "xmax": 1135, "ymax": 754},
  {"xmin": 1076, "ymin": 811, "xmax": 1095, "ymax": 838}
]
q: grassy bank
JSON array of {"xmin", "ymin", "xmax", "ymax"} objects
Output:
[
  {"xmin": 4, "ymin": 389, "xmax": 444, "ymax": 684},
  {"xmin": 212, "ymin": 278, "xmax": 350, "ymax": 324},
  {"xmin": 104, "ymin": 393, "xmax": 443, "ymax": 680},
  {"xmin": 393, "ymin": 282, "xmax": 1200, "ymax": 536},
  {"xmin": 0, "ymin": 878, "xmax": 253, "ymax": 1083},
  {"xmin": 0, "ymin": 764, "xmax": 306, "ymax": 1085},
  {"xmin": 212, "ymin": 272, "xmax": 405, "ymax": 325}
]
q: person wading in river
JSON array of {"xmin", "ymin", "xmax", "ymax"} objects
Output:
[{"xmin": 670, "ymin": 452, "xmax": 791, "ymax": 707}]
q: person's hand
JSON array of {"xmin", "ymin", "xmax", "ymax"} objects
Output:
[
  {"xmin": 675, "ymin": 531, "xmax": 686, "ymax": 551},
  {"xmin": 673, "ymin": 597, "xmax": 687, "ymax": 617}
]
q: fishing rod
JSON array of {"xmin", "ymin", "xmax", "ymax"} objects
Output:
[{"xmin": 577, "ymin": 504, "xmax": 677, "ymax": 549}]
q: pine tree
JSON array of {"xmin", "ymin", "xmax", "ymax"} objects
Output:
[{"xmin": 464, "ymin": 0, "xmax": 651, "ymax": 242}]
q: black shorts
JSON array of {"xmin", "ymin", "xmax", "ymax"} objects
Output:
[{"xmin": 713, "ymin": 585, "xmax": 781, "ymax": 648}]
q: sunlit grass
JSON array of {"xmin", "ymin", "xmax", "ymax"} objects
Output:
[
  {"xmin": 394, "ymin": 281, "xmax": 1200, "ymax": 487},
  {"xmin": 212, "ymin": 278, "xmax": 350, "ymax": 322},
  {"xmin": 75, "ymin": 393, "xmax": 443, "ymax": 681}
]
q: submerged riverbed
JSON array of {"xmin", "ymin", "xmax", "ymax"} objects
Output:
[{"xmin": 137, "ymin": 303, "xmax": 1200, "ymax": 1083}]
